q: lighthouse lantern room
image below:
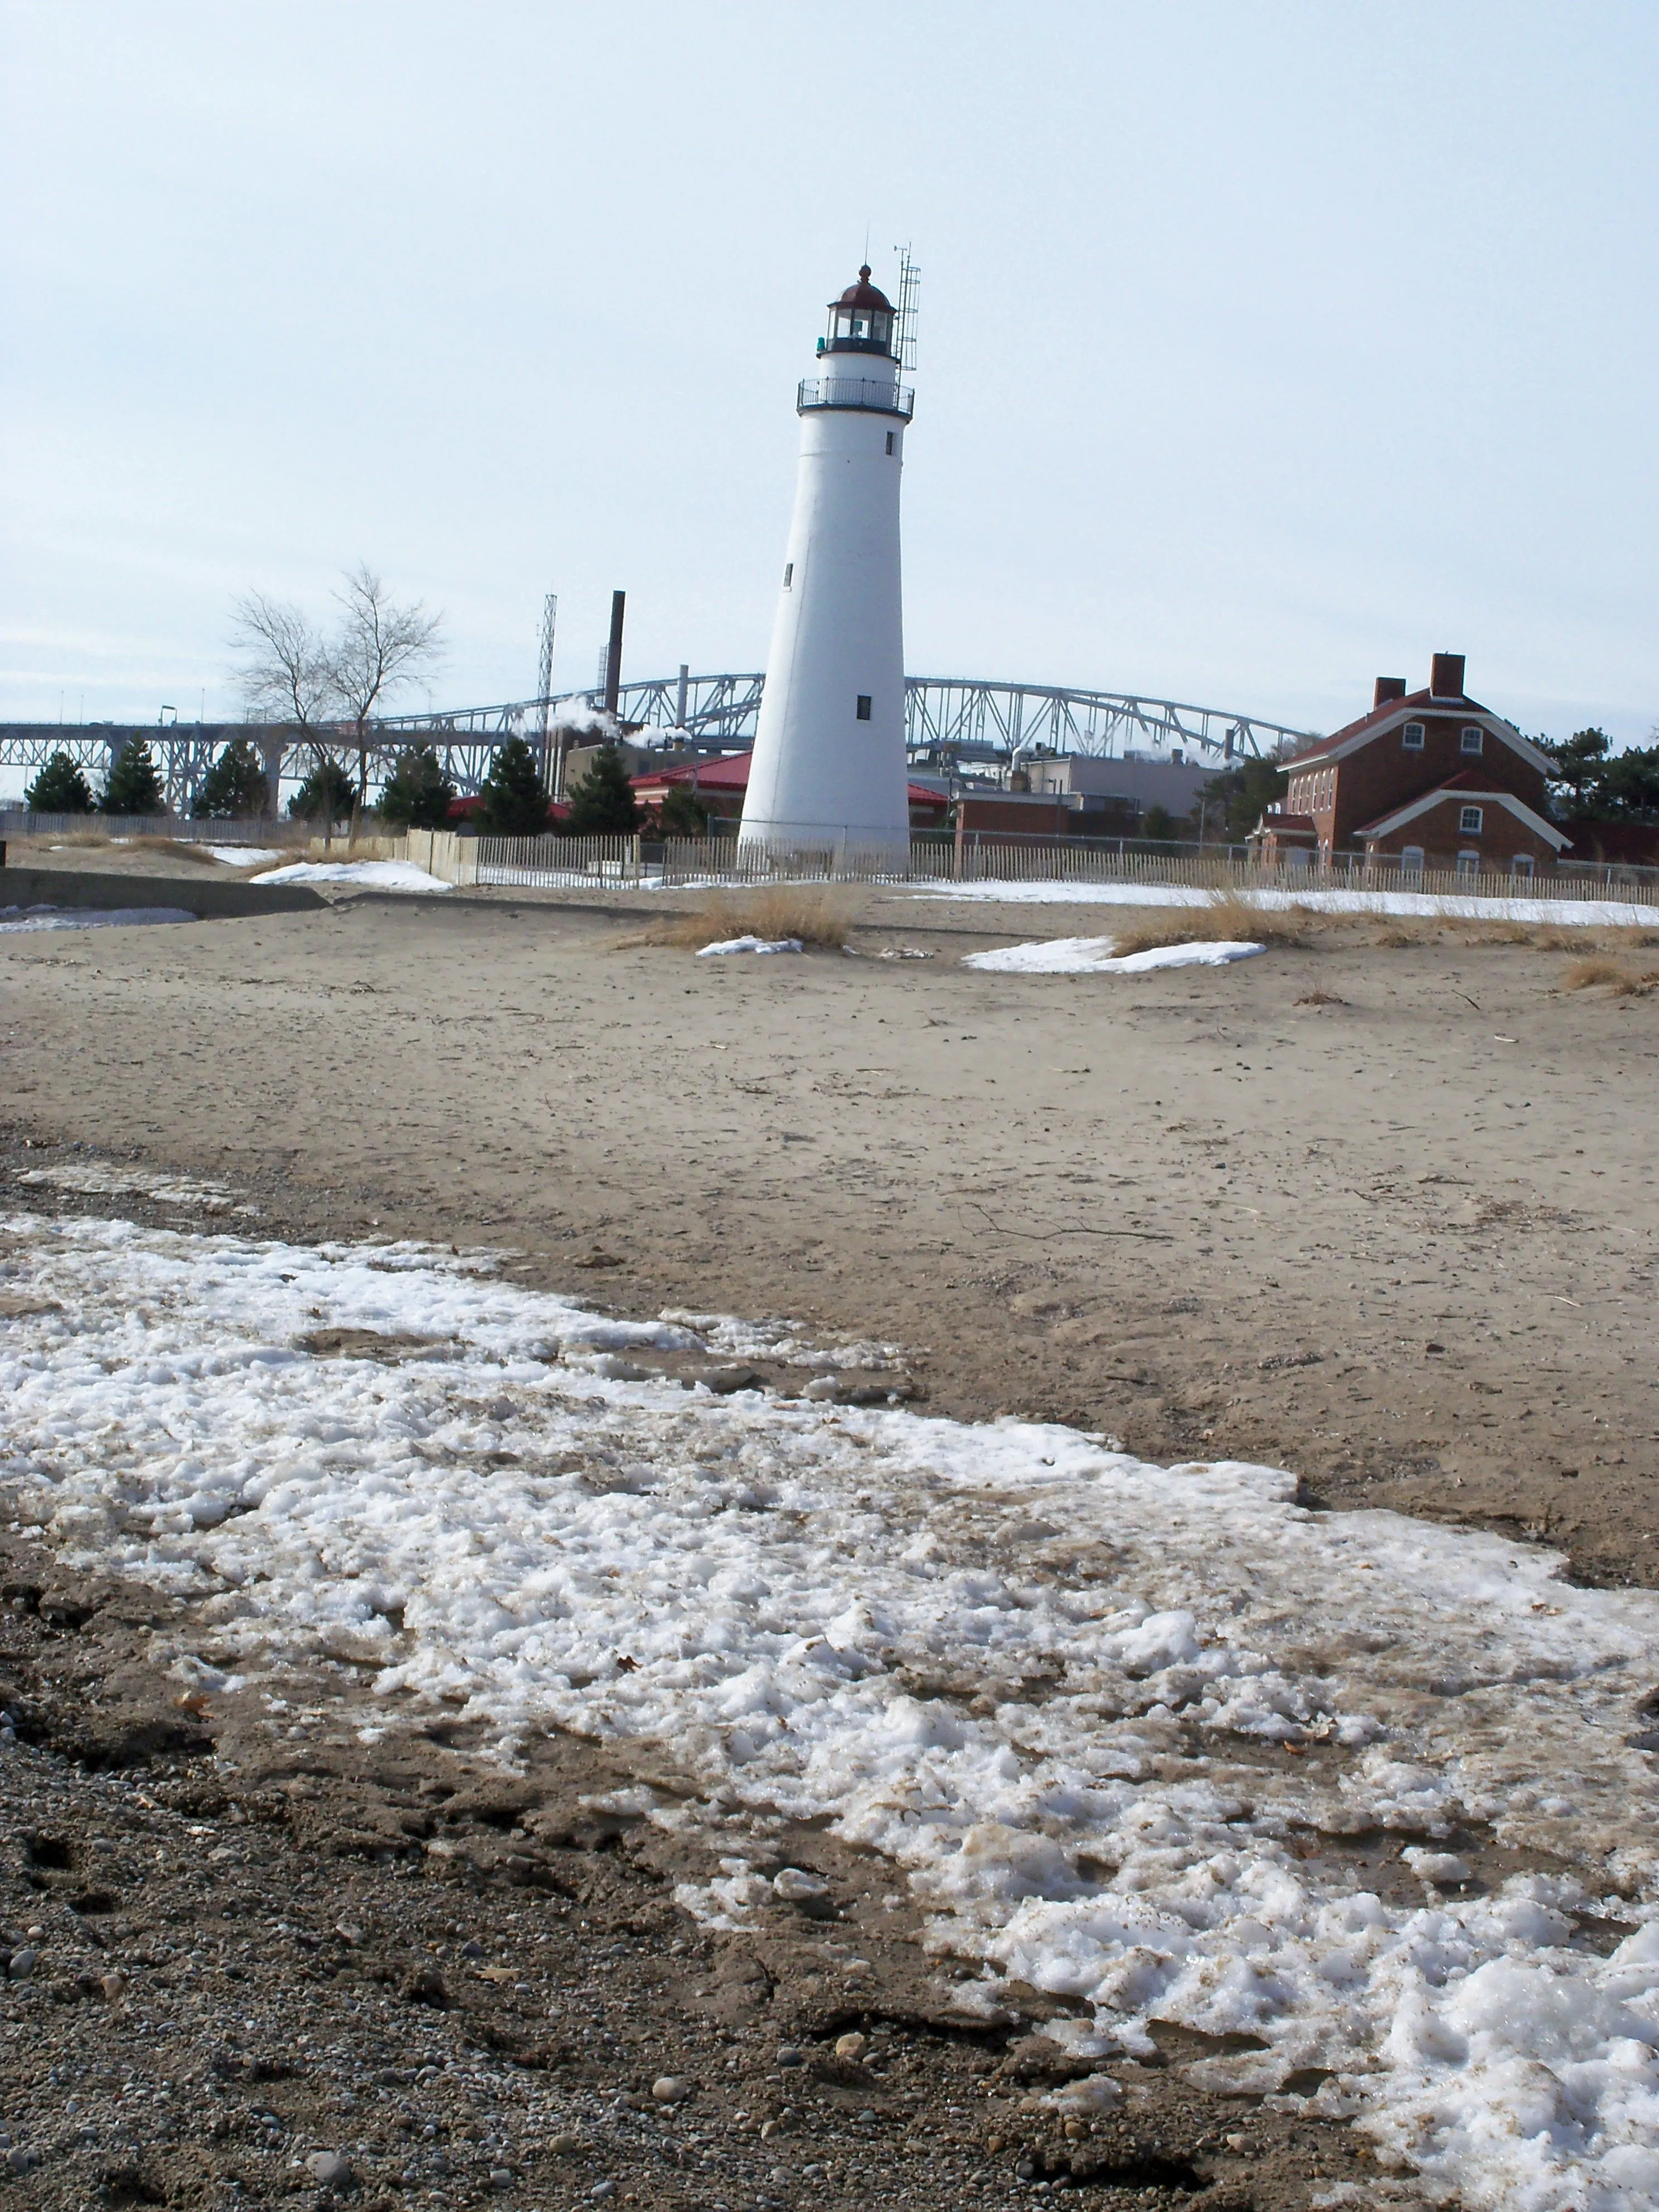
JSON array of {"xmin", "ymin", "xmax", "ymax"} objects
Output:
[{"xmin": 739, "ymin": 263, "xmax": 915, "ymax": 851}]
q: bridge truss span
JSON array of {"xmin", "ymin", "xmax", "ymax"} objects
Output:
[
  {"xmin": 1, "ymin": 676, "xmax": 1315, "ymax": 808},
  {"xmin": 381, "ymin": 672, "xmax": 1313, "ymax": 768}
]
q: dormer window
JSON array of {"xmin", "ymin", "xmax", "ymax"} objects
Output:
[
  {"xmin": 1460, "ymin": 726, "xmax": 1483, "ymax": 755},
  {"xmin": 1403, "ymin": 722, "xmax": 1425, "ymax": 750}
]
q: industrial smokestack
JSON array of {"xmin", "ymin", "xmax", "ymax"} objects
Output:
[{"xmin": 603, "ymin": 591, "xmax": 626, "ymax": 717}]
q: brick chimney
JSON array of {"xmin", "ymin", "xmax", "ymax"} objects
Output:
[
  {"xmin": 1430, "ymin": 652, "xmax": 1466, "ymax": 700},
  {"xmin": 1374, "ymin": 677, "xmax": 1407, "ymax": 708}
]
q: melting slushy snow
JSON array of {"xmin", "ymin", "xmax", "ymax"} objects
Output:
[
  {"xmin": 16, "ymin": 1163, "xmax": 238, "ymax": 1209},
  {"xmin": 0, "ymin": 906, "xmax": 195, "ymax": 933},
  {"xmin": 695, "ymin": 935, "xmax": 804, "ymax": 957},
  {"xmin": 250, "ymin": 860, "xmax": 450, "ymax": 892},
  {"xmin": 3, "ymin": 1212, "xmax": 1658, "ymax": 2209},
  {"xmin": 963, "ymin": 937, "xmax": 1264, "ymax": 974},
  {"xmin": 921, "ymin": 881, "xmax": 1659, "ymax": 930}
]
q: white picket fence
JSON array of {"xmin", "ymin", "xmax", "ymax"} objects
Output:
[
  {"xmin": 16, "ymin": 811, "xmax": 1648, "ymax": 914},
  {"xmin": 391, "ymin": 830, "xmax": 1659, "ymax": 909}
]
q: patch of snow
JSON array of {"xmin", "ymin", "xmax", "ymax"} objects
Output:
[
  {"xmin": 659, "ymin": 1308, "xmax": 906, "ymax": 1371},
  {"xmin": 2, "ymin": 1213, "xmax": 1658, "ymax": 2210},
  {"xmin": 250, "ymin": 860, "xmax": 450, "ymax": 892},
  {"xmin": 207, "ymin": 846, "xmax": 284, "ymax": 867},
  {"xmin": 921, "ymin": 880, "xmax": 1659, "ymax": 929},
  {"xmin": 964, "ymin": 937, "xmax": 1265, "ymax": 974},
  {"xmin": 695, "ymin": 934, "xmax": 803, "ymax": 957},
  {"xmin": 0, "ymin": 906, "xmax": 195, "ymax": 934},
  {"xmin": 15, "ymin": 1163, "xmax": 237, "ymax": 1209}
]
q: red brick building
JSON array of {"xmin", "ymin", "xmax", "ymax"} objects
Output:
[
  {"xmin": 1253, "ymin": 653, "xmax": 1570, "ymax": 876},
  {"xmin": 630, "ymin": 752, "xmax": 949, "ymax": 832}
]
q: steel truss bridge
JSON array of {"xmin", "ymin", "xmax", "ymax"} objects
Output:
[{"xmin": 2, "ymin": 676, "xmax": 1316, "ymax": 809}]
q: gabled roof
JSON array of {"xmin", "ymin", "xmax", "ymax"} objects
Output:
[
  {"xmin": 1252, "ymin": 811, "xmax": 1317, "ymax": 835},
  {"xmin": 1289, "ymin": 688, "xmax": 1550, "ymax": 777},
  {"xmin": 1355, "ymin": 774, "xmax": 1571, "ymax": 850}
]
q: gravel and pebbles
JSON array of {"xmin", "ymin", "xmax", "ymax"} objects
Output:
[{"xmin": 0, "ymin": 1532, "xmax": 1389, "ymax": 2211}]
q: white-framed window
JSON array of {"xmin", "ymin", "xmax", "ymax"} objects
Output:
[
  {"xmin": 1401, "ymin": 845, "xmax": 1425, "ymax": 876},
  {"xmin": 1403, "ymin": 722, "xmax": 1425, "ymax": 750},
  {"xmin": 1459, "ymin": 804, "xmax": 1483, "ymax": 834},
  {"xmin": 1461, "ymin": 725, "xmax": 1483, "ymax": 754},
  {"xmin": 1511, "ymin": 853, "xmax": 1534, "ymax": 878},
  {"xmin": 1457, "ymin": 850, "xmax": 1479, "ymax": 876}
]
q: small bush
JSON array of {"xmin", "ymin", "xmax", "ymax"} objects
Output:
[{"xmin": 655, "ymin": 783, "xmax": 710, "ymax": 837}]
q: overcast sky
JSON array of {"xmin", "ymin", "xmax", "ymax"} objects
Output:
[{"xmin": 3, "ymin": 1, "xmax": 1656, "ymax": 768}]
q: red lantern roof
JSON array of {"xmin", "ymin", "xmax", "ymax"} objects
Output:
[{"xmin": 832, "ymin": 264, "xmax": 894, "ymax": 313}]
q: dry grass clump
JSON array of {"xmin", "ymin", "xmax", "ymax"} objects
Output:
[
  {"xmin": 36, "ymin": 828, "xmax": 111, "ymax": 848},
  {"xmin": 1103, "ymin": 889, "xmax": 1313, "ymax": 959},
  {"xmin": 128, "ymin": 836, "xmax": 222, "ymax": 865},
  {"xmin": 619, "ymin": 885, "xmax": 858, "ymax": 951},
  {"xmin": 1561, "ymin": 956, "xmax": 1659, "ymax": 996},
  {"xmin": 1536, "ymin": 922, "xmax": 1659, "ymax": 953},
  {"xmin": 1295, "ymin": 988, "xmax": 1347, "ymax": 1006}
]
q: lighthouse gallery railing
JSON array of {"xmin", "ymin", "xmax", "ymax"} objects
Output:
[{"xmin": 796, "ymin": 376, "xmax": 915, "ymax": 418}]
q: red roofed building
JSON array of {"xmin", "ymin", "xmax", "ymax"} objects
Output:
[
  {"xmin": 1252, "ymin": 654, "xmax": 1570, "ymax": 876},
  {"xmin": 630, "ymin": 751, "xmax": 948, "ymax": 831}
]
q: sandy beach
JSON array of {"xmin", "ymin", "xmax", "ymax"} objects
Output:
[
  {"xmin": 3, "ymin": 865, "xmax": 1659, "ymax": 2212},
  {"xmin": 5, "ymin": 869, "xmax": 1655, "ymax": 1588}
]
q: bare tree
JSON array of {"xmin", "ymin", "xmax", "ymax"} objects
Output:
[
  {"xmin": 230, "ymin": 591, "xmax": 338, "ymax": 833},
  {"xmin": 325, "ymin": 564, "xmax": 444, "ymax": 835}
]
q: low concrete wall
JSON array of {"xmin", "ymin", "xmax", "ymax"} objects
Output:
[{"xmin": 0, "ymin": 866, "xmax": 328, "ymax": 918}]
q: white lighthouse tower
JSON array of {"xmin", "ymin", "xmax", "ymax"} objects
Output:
[{"xmin": 739, "ymin": 264, "xmax": 914, "ymax": 852}]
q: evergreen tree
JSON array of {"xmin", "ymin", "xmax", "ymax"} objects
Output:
[
  {"xmin": 477, "ymin": 738, "xmax": 550, "ymax": 837},
  {"xmin": 1539, "ymin": 729, "xmax": 1611, "ymax": 818},
  {"xmin": 24, "ymin": 750, "xmax": 96, "ymax": 814},
  {"xmin": 565, "ymin": 744, "xmax": 641, "ymax": 836},
  {"xmin": 1139, "ymin": 804, "xmax": 1181, "ymax": 843},
  {"xmin": 1600, "ymin": 744, "xmax": 1659, "ymax": 822},
  {"xmin": 657, "ymin": 782, "xmax": 710, "ymax": 837},
  {"xmin": 287, "ymin": 756, "xmax": 357, "ymax": 823},
  {"xmin": 101, "ymin": 738, "xmax": 167, "ymax": 817},
  {"xmin": 379, "ymin": 745, "xmax": 457, "ymax": 831},
  {"xmin": 1538, "ymin": 728, "xmax": 1659, "ymax": 822},
  {"xmin": 193, "ymin": 737, "xmax": 271, "ymax": 819},
  {"xmin": 1187, "ymin": 757, "xmax": 1289, "ymax": 842}
]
